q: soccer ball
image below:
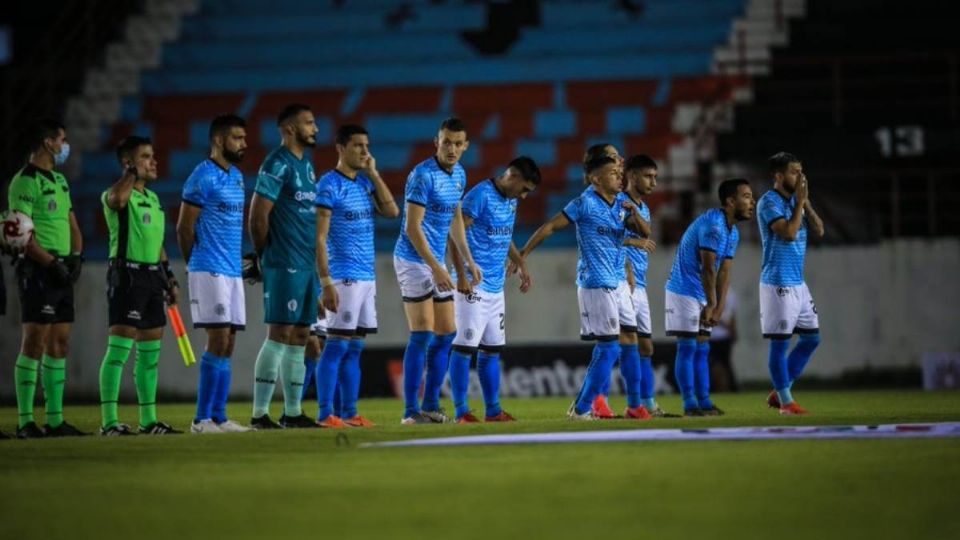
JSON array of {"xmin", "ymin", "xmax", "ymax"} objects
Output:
[{"xmin": 2, "ymin": 211, "xmax": 35, "ymax": 249}]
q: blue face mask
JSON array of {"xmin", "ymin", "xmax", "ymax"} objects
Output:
[{"xmin": 54, "ymin": 142, "xmax": 70, "ymax": 166}]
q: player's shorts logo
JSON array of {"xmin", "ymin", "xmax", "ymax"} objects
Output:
[
  {"xmin": 608, "ymin": 318, "xmax": 617, "ymax": 329},
  {"xmin": 41, "ymin": 304, "xmax": 55, "ymax": 315},
  {"xmin": 422, "ymin": 279, "xmax": 432, "ymax": 290},
  {"xmin": 779, "ymin": 319, "xmax": 788, "ymax": 330},
  {"xmin": 287, "ymin": 299, "xmax": 298, "ymax": 312},
  {"xmin": 777, "ymin": 287, "xmax": 787, "ymax": 297},
  {"xmin": 343, "ymin": 311, "xmax": 353, "ymax": 323},
  {"xmin": 215, "ymin": 304, "xmax": 226, "ymax": 316},
  {"xmin": 343, "ymin": 279, "xmax": 356, "ymax": 286},
  {"xmin": 127, "ymin": 310, "xmax": 142, "ymax": 320},
  {"xmin": 465, "ymin": 292, "xmax": 480, "ymax": 304},
  {"xmin": 465, "ymin": 328, "xmax": 475, "ymax": 341}
]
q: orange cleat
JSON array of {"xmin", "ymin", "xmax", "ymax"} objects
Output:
[
  {"xmin": 591, "ymin": 395, "xmax": 617, "ymax": 419},
  {"xmin": 343, "ymin": 415, "xmax": 376, "ymax": 428},
  {"xmin": 456, "ymin": 412, "xmax": 481, "ymax": 424},
  {"xmin": 767, "ymin": 390, "xmax": 781, "ymax": 409},
  {"xmin": 485, "ymin": 411, "xmax": 516, "ymax": 422},
  {"xmin": 316, "ymin": 415, "xmax": 346, "ymax": 428},
  {"xmin": 779, "ymin": 402, "xmax": 808, "ymax": 416},
  {"xmin": 624, "ymin": 405, "xmax": 653, "ymax": 420}
]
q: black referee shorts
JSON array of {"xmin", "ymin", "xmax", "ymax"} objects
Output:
[
  {"xmin": 107, "ymin": 264, "xmax": 167, "ymax": 329},
  {"xmin": 16, "ymin": 259, "xmax": 74, "ymax": 324}
]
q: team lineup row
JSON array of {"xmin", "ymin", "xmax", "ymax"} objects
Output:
[{"xmin": 1, "ymin": 105, "xmax": 823, "ymax": 439}]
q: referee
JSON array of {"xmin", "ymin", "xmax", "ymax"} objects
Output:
[
  {"xmin": 97, "ymin": 136, "xmax": 181, "ymax": 435},
  {"xmin": 7, "ymin": 118, "xmax": 85, "ymax": 439}
]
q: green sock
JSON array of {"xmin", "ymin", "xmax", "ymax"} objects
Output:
[
  {"xmin": 134, "ymin": 340, "xmax": 161, "ymax": 429},
  {"xmin": 280, "ymin": 344, "xmax": 307, "ymax": 417},
  {"xmin": 100, "ymin": 335, "xmax": 133, "ymax": 429},
  {"xmin": 252, "ymin": 340, "xmax": 285, "ymax": 418},
  {"xmin": 41, "ymin": 355, "xmax": 67, "ymax": 428},
  {"xmin": 15, "ymin": 354, "xmax": 40, "ymax": 429}
]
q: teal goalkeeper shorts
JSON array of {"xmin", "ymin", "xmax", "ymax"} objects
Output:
[{"xmin": 262, "ymin": 266, "xmax": 319, "ymax": 326}]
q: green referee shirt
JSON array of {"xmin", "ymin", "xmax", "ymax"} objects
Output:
[
  {"xmin": 101, "ymin": 186, "xmax": 165, "ymax": 264},
  {"xmin": 7, "ymin": 164, "xmax": 73, "ymax": 256}
]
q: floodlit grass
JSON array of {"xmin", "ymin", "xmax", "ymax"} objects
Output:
[{"xmin": 2, "ymin": 390, "xmax": 959, "ymax": 540}]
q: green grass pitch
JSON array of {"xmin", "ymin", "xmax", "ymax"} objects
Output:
[{"xmin": 2, "ymin": 390, "xmax": 959, "ymax": 540}]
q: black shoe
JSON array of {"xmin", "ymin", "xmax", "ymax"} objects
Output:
[
  {"xmin": 684, "ymin": 408, "xmax": 705, "ymax": 417},
  {"xmin": 701, "ymin": 405, "xmax": 725, "ymax": 416},
  {"xmin": 139, "ymin": 421, "xmax": 183, "ymax": 435},
  {"xmin": 250, "ymin": 415, "xmax": 283, "ymax": 430},
  {"xmin": 43, "ymin": 421, "xmax": 89, "ymax": 437},
  {"xmin": 279, "ymin": 414, "xmax": 318, "ymax": 428},
  {"xmin": 101, "ymin": 424, "xmax": 137, "ymax": 437},
  {"xmin": 17, "ymin": 421, "xmax": 46, "ymax": 439}
]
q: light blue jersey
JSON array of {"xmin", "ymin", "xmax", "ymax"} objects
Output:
[
  {"xmin": 457, "ymin": 179, "xmax": 517, "ymax": 294},
  {"xmin": 182, "ymin": 159, "xmax": 245, "ymax": 277},
  {"xmin": 758, "ymin": 190, "xmax": 806, "ymax": 286},
  {"xmin": 666, "ymin": 208, "xmax": 739, "ymax": 302},
  {"xmin": 394, "ymin": 157, "xmax": 466, "ymax": 264},
  {"xmin": 624, "ymin": 194, "xmax": 651, "ymax": 289},
  {"xmin": 254, "ymin": 146, "xmax": 317, "ymax": 270},
  {"xmin": 562, "ymin": 188, "xmax": 629, "ymax": 289},
  {"xmin": 315, "ymin": 169, "xmax": 376, "ymax": 281}
]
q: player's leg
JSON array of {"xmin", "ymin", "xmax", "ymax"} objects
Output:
[
  {"xmin": 316, "ymin": 279, "xmax": 363, "ymax": 427},
  {"xmin": 760, "ymin": 284, "xmax": 804, "ymax": 413},
  {"xmin": 251, "ymin": 267, "xmax": 294, "ymax": 427},
  {"xmin": 571, "ymin": 288, "xmax": 621, "ymax": 417},
  {"xmin": 302, "ymin": 332, "xmax": 321, "ymax": 402},
  {"xmin": 210, "ymin": 276, "xmax": 247, "ymax": 431},
  {"xmin": 395, "ymin": 257, "xmax": 437, "ymax": 423},
  {"xmin": 275, "ymin": 271, "xmax": 316, "ymax": 427},
  {"xmin": 665, "ymin": 290, "xmax": 700, "ymax": 415},
  {"xmin": 338, "ymin": 281, "xmax": 377, "ymax": 427},
  {"xmin": 15, "ymin": 322, "xmax": 48, "ymax": 437},
  {"xmin": 421, "ymin": 293, "xmax": 455, "ymax": 421},
  {"xmin": 134, "ymin": 325, "xmax": 179, "ymax": 434},
  {"xmin": 100, "ymin": 322, "xmax": 136, "ymax": 435},
  {"xmin": 450, "ymin": 290, "xmax": 482, "ymax": 422},
  {"xmin": 693, "ymin": 333, "xmax": 722, "ymax": 414},
  {"xmin": 477, "ymin": 292, "xmax": 510, "ymax": 422},
  {"xmin": 786, "ymin": 284, "xmax": 821, "ymax": 397},
  {"xmin": 41, "ymin": 321, "xmax": 83, "ymax": 436}
]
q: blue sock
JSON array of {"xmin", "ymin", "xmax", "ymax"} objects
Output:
[
  {"xmin": 212, "ymin": 356, "xmax": 232, "ymax": 423},
  {"xmin": 338, "ymin": 339, "xmax": 364, "ymax": 419},
  {"xmin": 421, "ymin": 332, "xmax": 454, "ymax": 412},
  {"xmin": 333, "ymin": 379, "xmax": 343, "ymax": 418},
  {"xmin": 640, "ymin": 356, "xmax": 656, "ymax": 409},
  {"xmin": 317, "ymin": 337, "xmax": 349, "ymax": 420},
  {"xmin": 768, "ymin": 338, "xmax": 792, "ymax": 405},
  {"xmin": 402, "ymin": 331, "xmax": 434, "ymax": 418},
  {"xmin": 619, "ymin": 344, "xmax": 642, "ymax": 408},
  {"xmin": 599, "ymin": 357, "xmax": 613, "ymax": 397},
  {"xmin": 694, "ymin": 341, "xmax": 713, "ymax": 409},
  {"xmin": 674, "ymin": 339, "xmax": 698, "ymax": 411},
  {"xmin": 450, "ymin": 348, "xmax": 472, "ymax": 419},
  {"xmin": 194, "ymin": 352, "xmax": 219, "ymax": 422},
  {"xmin": 576, "ymin": 341, "xmax": 620, "ymax": 414},
  {"xmin": 788, "ymin": 333, "xmax": 820, "ymax": 386},
  {"xmin": 477, "ymin": 350, "xmax": 501, "ymax": 417},
  {"xmin": 302, "ymin": 356, "xmax": 318, "ymax": 401},
  {"xmin": 572, "ymin": 346, "xmax": 601, "ymax": 409}
]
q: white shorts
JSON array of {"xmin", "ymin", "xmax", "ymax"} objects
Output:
[
  {"xmin": 453, "ymin": 290, "xmax": 506, "ymax": 349},
  {"xmin": 310, "ymin": 316, "xmax": 327, "ymax": 338},
  {"xmin": 578, "ymin": 283, "xmax": 636, "ymax": 340},
  {"xmin": 393, "ymin": 256, "xmax": 454, "ymax": 303},
  {"xmin": 759, "ymin": 282, "xmax": 820, "ymax": 338},
  {"xmin": 631, "ymin": 286, "xmax": 652, "ymax": 338},
  {"xmin": 664, "ymin": 289, "xmax": 709, "ymax": 337},
  {"xmin": 188, "ymin": 271, "xmax": 246, "ymax": 330},
  {"xmin": 323, "ymin": 279, "xmax": 378, "ymax": 336}
]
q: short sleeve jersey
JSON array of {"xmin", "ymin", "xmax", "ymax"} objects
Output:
[
  {"xmin": 758, "ymin": 190, "xmax": 806, "ymax": 286},
  {"xmin": 394, "ymin": 157, "xmax": 466, "ymax": 264},
  {"xmin": 624, "ymin": 195, "xmax": 652, "ymax": 289},
  {"xmin": 456, "ymin": 179, "xmax": 518, "ymax": 294},
  {"xmin": 101, "ymin": 186, "xmax": 165, "ymax": 264},
  {"xmin": 314, "ymin": 169, "xmax": 376, "ymax": 281},
  {"xmin": 182, "ymin": 159, "xmax": 245, "ymax": 277},
  {"xmin": 7, "ymin": 165, "xmax": 73, "ymax": 256},
  {"xmin": 665, "ymin": 208, "xmax": 739, "ymax": 302},
  {"xmin": 254, "ymin": 146, "xmax": 318, "ymax": 270},
  {"xmin": 562, "ymin": 188, "xmax": 629, "ymax": 289}
]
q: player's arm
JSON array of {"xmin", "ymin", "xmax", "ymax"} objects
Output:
[
  {"xmin": 507, "ymin": 241, "xmax": 532, "ymax": 293},
  {"xmin": 699, "ymin": 248, "xmax": 719, "ymax": 326},
  {"xmin": 364, "ymin": 156, "xmax": 399, "ymax": 218},
  {"xmin": 633, "ymin": 211, "xmax": 652, "ymax": 238},
  {"xmin": 448, "ymin": 236, "xmax": 469, "ymax": 294},
  {"xmin": 520, "ymin": 212, "xmax": 570, "ymax": 258},
  {"xmin": 315, "ymin": 207, "xmax": 338, "ymax": 312},
  {"xmin": 404, "ymin": 202, "xmax": 454, "ymax": 292},
  {"xmin": 622, "ymin": 202, "xmax": 645, "ymax": 235},
  {"xmin": 68, "ymin": 210, "xmax": 82, "ymax": 255},
  {"xmin": 624, "ymin": 237, "xmax": 656, "ymax": 252},
  {"xmin": 105, "ymin": 166, "xmax": 137, "ymax": 210},
  {"xmin": 803, "ymin": 190, "xmax": 825, "ymax": 239},
  {"xmin": 160, "ymin": 247, "xmax": 179, "ymax": 305},
  {"xmin": 9, "ymin": 176, "xmax": 56, "ymax": 265},
  {"xmin": 450, "ymin": 206, "xmax": 482, "ymax": 287},
  {"xmin": 248, "ymin": 193, "xmax": 273, "ymax": 254},
  {"xmin": 625, "ymin": 258, "xmax": 636, "ymax": 293},
  {"xmin": 714, "ymin": 257, "xmax": 732, "ymax": 322},
  {"xmin": 770, "ymin": 177, "xmax": 808, "ymax": 241},
  {"xmin": 176, "ymin": 203, "xmax": 200, "ymax": 264}
]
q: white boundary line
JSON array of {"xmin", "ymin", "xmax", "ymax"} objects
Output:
[{"xmin": 361, "ymin": 422, "xmax": 960, "ymax": 448}]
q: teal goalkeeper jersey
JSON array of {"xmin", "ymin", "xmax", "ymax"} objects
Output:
[{"xmin": 254, "ymin": 146, "xmax": 318, "ymax": 270}]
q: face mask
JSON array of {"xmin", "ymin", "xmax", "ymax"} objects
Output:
[{"xmin": 54, "ymin": 142, "xmax": 70, "ymax": 166}]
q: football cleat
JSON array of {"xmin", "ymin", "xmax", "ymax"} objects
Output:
[
  {"xmin": 767, "ymin": 390, "xmax": 781, "ymax": 409},
  {"xmin": 316, "ymin": 415, "xmax": 346, "ymax": 428},
  {"xmin": 701, "ymin": 405, "xmax": 725, "ymax": 416},
  {"xmin": 43, "ymin": 421, "xmax": 89, "ymax": 437},
  {"xmin": 485, "ymin": 411, "xmax": 516, "ymax": 422},
  {"xmin": 342, "ymin": 416, "xmax": 375, "ymax": 428},
  {"xmin": 591, "ymin": 395, "xmax": 617, "ymax": 419},
  {"xmin": 139, "ymin": 422, "xmax": 182, "ymax": 435},
  {"xmin": 421, "ymin": 408, "xmax": 451, "ymax": 424},
  {"xmin": 100, "ymin": 424, "xmax": 136, "ymax": 437},
  {"xmin": 456, "ymin": 412, "xmax": 481, "ymax": 424},
  {"xmin": 401, "ymin": 413, "xmax": 435, "ymax": 425},
  {"xmin": 567, "ymin": 409, "xmax": 596, "ymax": 421},
  {"xmin": 624, "ymin": 405, "xmax": 653, "ymax": 420},
  {"xmin": 684, "ymin": 408, "xmax": 705, "ymax": 417},
  {"xmin": 216, "ymin": 419, "xmax": 255, "ymax": 432},
  {"xmin": 279, "ymin": 414, "xmax": 319, "ymax": 428},
  {"xmin": 191, "ymin": 419, "xmax": 224, "ymax": 434},
  {"xmin": 250, "ymin": 415, "xmax": 283, "ymax": 430},
  {"xmin": 779, "ymin": 402, "xmax": 809, "ymax": 416},
  {"xmin": 649, "ymin": 407, "xmax": 682, "ymax": 418}
]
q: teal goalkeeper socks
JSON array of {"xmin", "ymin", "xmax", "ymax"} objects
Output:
[
  {"xmin": 252, "ymin": 340, "xmax": 285, "ymax": 418},
  {"xmin": 280, "ymin": 344, "xmax": 307, "ymax": 417}
]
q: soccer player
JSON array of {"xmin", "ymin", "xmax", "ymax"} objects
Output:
[
  {"xmin": 314, "ymin": 124, "xmax": 399, "ymax": 428},
  {"xmin": 7, "ymin": 118, "xmax": 85, "ymax": 438},
  {"xmin": 393, "ymin": 117, "xmax": 482, "ymax": 425},
  {"xmin": 247, "ymin": 103, "xmax": 321, "ymax": 429},
  {"xmin": 758, "ymin": 152, "xmax": 825, "ymax": 415},
  {"xmin": 520, "ymin": 155, "xmax": 649, "ymax": 420},
  {"xmin": 98, "ymin": 136, "xmax": 181, "ymax": 435},
  {"xmin": 177, "ymin": 114, "xmax": 252, "ymax": 433},
  {"xmin": 447, "ymin": 156, "xmax": 540, "ymax": 423},
  {"xmin": 665, "ymin": 178, "xmax": 755, "ymax": 416}
]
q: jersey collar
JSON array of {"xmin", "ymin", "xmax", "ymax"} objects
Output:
[
  {"xmin": 433, "ymin": 156, "xmax": 455, "ymax": 176},
  {"xmin": 590, "ymin": 187, "xmax": 617, "ymax": 208},
  {"xmin": 207, "ymin": 158, "xmax": 231, "ymax": 174},
  {"xmin": 489, "ymin": 178, "xmax": 509, "ymax": 200}
]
